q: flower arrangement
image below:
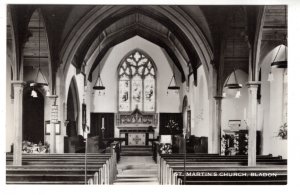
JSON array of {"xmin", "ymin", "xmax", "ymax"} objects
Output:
[
  {"xmin": 22, "ymin": 141, "xmax": 50, "ymax": 154},
  {"xmin": 278, "ymin": 123, "xmax": 287, "ymax": 139},
  {"xmin": 165, "ymin": 119, "xmax": 180, "ymax": 132},
  {"xmin": 159, "ymin": 143, "xmax": 172, "ymax": 154},
  {"xmin": 221, "ymin": 133, "xmax": 248, "ymax": 155},
  {"xmin": 221, "ymin": 134, "xmax": 237, "ymax": 155}
]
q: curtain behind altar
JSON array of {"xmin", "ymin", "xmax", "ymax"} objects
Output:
[
  {"xmin": 159, "ymin": 113, "xmax": 183, "ymax": 135},
  {"xmin": 90, "ymin": 113, "xmax": 115, "ymax": 139}
]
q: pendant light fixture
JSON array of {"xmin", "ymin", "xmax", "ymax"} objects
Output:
[
  {"xmin": 30, "ymin": 9, "xmax": 49, "ymax": 98},
  {"xmin": 223, "ymin": 33, "xmax": 242, "ymax": 98},
  {"xmin": 223, "ymin": 67, "xmax": 242, "ymax": 98},
  {"xmin": 223, "ymin": 13, "xmax": 242, "ymax": 98},
  {"xmin": 93, "ymin": 69, "xmax": 105, "ymax": 90},
  {"xmin": 93, "ymin": 33, "xmax": 106, "ymax": 95},
  {"xmin": 167, "ymin": 63, "xmax": 180, "ymax": 93},
  {"xmin": 268, "ymin": 6, "xmax": 288, "ymax": 81}
]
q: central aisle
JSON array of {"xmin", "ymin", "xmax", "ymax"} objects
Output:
[{"xmin": 113, "ymin": 156, "xmax": 159, "ymax": 185}]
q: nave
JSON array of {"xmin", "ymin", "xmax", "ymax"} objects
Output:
[{"xmin": 5, "ymin": 4, "xmax": 288, "ymax": 185}]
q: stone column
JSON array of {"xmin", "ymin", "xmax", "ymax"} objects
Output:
[
  {"xmin": 212, "ymin": 96, "xmax": 223, "ymax": 154},
  {"xmin": 12, "ymin": 81, "xmax": 25, "ymax": 166},
  {"xmin": 48, "ymin": 95, "xmax": 58, "ymax": 153},
  {"xmin": 247, "ymin": 82, "xmax": 260, "ymax": 166}
]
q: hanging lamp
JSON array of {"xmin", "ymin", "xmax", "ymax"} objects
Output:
[
  {"xmin": 268, "ymin": 6, "xmax": 288, "ymax": 81},
  {"xmin": 223, "ymin": 68, "xmax": 242, "ymax": 98},
  {"xmin": 93, "ymin": 33, "xmax": 106, "ymax": 93},
  {"xmin": 30, "ymin": 10, "xmax": 49, "ymax": 97},
  {"xmin": 93, "ymin": 70, "xmax": 105, "ymax": 90},
  {"xmin": 167, "ymin": 63, "xmax": 180, "ymax": 91},
  {"xmin": 223, "ymin": 38, "xmax": 242, "ymax": 98}
]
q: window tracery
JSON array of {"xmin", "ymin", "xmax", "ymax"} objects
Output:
[{"xmin": 118, "ymin": 50, "xmax": 156, "ymax": 112}]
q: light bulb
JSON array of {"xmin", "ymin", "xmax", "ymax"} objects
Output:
[
  {"xmin": 31, "ymin": 89, "xmax": 38, "ymax": 98},
  {"xmin": 222, "ymin": 92, "xmax": 227, "ymax": 97},
  {"xmin": 268, "ymin": 72, "xmax": 274, "ymax": 82},
  {"xmin": 235, "ymin": 90, "xmax": 241, "ymax": 98},
  {"xmin": 46, "ymin": 90, "xmax": 50, "ymax": 97}
]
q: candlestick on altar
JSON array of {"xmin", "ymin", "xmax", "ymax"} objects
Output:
[{"xmin": 102, "ymin": 117, "xmax": 104, "ymax": 129}]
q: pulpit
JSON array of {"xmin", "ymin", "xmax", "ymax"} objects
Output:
[{"xmin": 116, "ymin": 108, "xmax": 157, "ymax": 146}]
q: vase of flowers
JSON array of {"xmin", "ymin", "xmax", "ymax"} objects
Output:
[
  {"xmin": 165, "ymin": 119, "xmax": 180, "ymax": 134},
  {"xmin": 278, "ymin": 123, "xmax": 287, "ymax": 139}
]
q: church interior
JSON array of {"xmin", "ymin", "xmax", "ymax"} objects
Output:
[{"xmin": 5, "ymin": 4, "xmax": 288, "ymax": 185}]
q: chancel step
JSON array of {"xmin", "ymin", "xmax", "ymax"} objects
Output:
[{"xmin": 121, "ymin": 146, "xmax": 152, "ymax": 156}]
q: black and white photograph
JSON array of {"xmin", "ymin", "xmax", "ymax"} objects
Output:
[{"xmin": 1, "ymin": 0, "xmax": 299, "ymax": 194}]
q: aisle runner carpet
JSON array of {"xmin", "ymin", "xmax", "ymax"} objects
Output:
[{"xmin": 113, "ymin": 156, "xmax": 159, "ymax": 185}]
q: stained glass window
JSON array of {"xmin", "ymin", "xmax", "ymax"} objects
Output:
[{"xmin": 118, "ymin": 50, "xmax": 156, "ymax": 112}]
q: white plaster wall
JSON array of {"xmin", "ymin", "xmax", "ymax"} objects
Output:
[
  {"xmin": 221, "ymin": 70, "xmax": 249, "ymax": 131},
  {"xmin": 189, "ymin": 66, "xmax": 210, "ymax": 138},
  {"xmin": 88, "ymin": 36, "xmax": 181, "ymax": 137},
  {"xmin": 260, "ymin": 45, "xmax": 287, "ymax": 158}
]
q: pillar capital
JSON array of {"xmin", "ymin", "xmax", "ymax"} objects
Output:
[
  {"xmin": 246, "ymin": 81, "xmax": 261, "ymax": 88},
  {"xmin": 47, "ymin": 95, "xmax": 58, "ymax": 105},
  {"xmin": 47, "ymin": 95, "xmax": 58, "ymax": 99},
  {"xmin": 11, "ymin": 80, "xmax": 26, "ymax": 87},
  {"xmin": 213, "ymin": 96, "xmax": 223, "ymax": 100}
]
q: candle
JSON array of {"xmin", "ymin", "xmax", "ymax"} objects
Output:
[{"xmin": 102, "ymin": 117, "xmax": 104, "ymax": 129}]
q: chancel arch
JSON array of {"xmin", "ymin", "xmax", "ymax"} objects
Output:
[{"xmin": 59, "ymin": 5, "xmax": 214, "ymax": 87}]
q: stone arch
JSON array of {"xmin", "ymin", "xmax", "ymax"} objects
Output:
[
  {"xmin": 66, "ymin": 76, "xmax": 80, "ymax": 137},
  {"xmin": 6, "ymin": 6, "xmax": 18, "ymax": 80},
  {"xmin": 59, "ymin": 6, "xmax": 213, "ymax": 87},
  {"xmin": 22, "ymin": 84, "xmax": 45, "ymax": 144},
  {"xmin": 22, "ymin": 8, "xmax": 52, "ymax": 91}
]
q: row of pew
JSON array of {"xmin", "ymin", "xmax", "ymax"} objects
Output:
[
  {"xmin": 158, "ymin": 153, "xmax": 287, "ymax": 185},
  {"xmin": 6, "ymin": 142, "xmax": 120, "ymax": 185}
]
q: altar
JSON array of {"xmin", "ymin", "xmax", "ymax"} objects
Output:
[
  {"xmin": 119, "ymin": 129, "xmax": 154, "ymax": 146},
  {"xmin": 116, "ymin": 108, "xmax": 157, "ymax": 146}
]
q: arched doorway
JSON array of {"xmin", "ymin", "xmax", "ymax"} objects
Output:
[
  {"xmin": 66, "ymin": 77, "xmax": 79, "ymax": 137},
  {"xmin": 23, "ymin": 87, "xmax": 45, "ymax": 144}
]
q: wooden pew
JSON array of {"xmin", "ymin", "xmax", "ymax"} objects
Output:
[
  {"xmin": 6, "ymin": 155, "xmax": 112, "ymax": 185},
  {"xmin": 6, "ymin": 168, "xmax": 96, "ymax": 184},
  {"xmin": 158, "ymin": 154, "xmax": 287, "ymax": 185},
  {"xmin": 173, "ymin": 166, "xmax": 287, "ymax": 185},
  {"xmin": 6, "ymin": 142, "xmax": 120, "ymax": 185}
]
